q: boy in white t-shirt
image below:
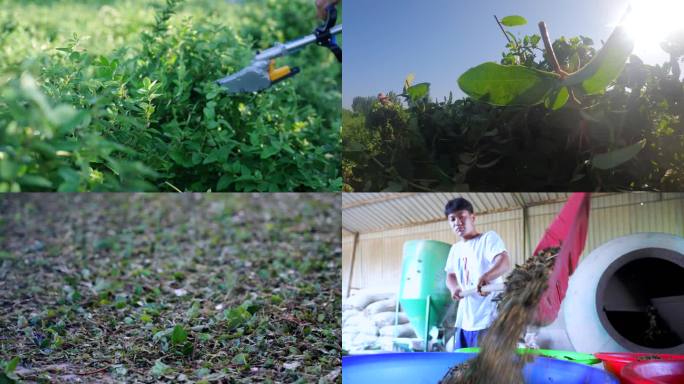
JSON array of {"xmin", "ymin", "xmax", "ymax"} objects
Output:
[{"xmin": 443, "ymin": 197, "xmax": 511, "ymax": 349}]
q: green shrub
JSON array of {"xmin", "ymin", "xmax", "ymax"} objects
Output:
[
  {"xmin": 343, "ymin": 18, "xmax": 684, "ymax": 191},
  {"xmin": 0, "ymin": 0, "xmax": 341, "ymax": 191}
]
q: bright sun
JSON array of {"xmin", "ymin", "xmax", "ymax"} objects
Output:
[{"xmin": 621, "ymin": 0, "xmax": 684, "ymax": 61}]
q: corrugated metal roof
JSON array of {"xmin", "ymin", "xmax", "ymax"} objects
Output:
[{"xmin": 342, "ymin": 193, "xmax": 574, "ymax": 233}]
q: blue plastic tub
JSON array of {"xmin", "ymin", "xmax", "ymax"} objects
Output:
[{"xmin": 342, "ymin": 352, "xmax": 618, "ymax": 384}]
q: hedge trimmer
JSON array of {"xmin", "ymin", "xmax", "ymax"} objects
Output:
[{"xmin": 217, "ymin": 5, "xmax": 341, "ymax": 94}]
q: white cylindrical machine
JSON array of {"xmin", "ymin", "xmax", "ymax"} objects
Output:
[{"xmin": 563, "ymin": 233, "xmax": 684, "ymax": 354}]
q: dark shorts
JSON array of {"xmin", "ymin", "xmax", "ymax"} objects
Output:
[{"xmin": 453, "ymin": 328, "xmax": 488, "ymax": 350}]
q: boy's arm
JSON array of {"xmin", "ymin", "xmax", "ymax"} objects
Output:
[{"xmin": 477, "ymin": 251, "xmax": 510, "ymax": 296}]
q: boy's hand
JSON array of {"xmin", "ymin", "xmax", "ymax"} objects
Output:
[
  {"xmin": 477, "ymin": 275, "xmax": 490, "ymax": 296},
  {"xmin": 450, "ymin": 286, "xmax": 463, "ymax": 301},
  {"xmin": 316, "ymin": 0, "xmax": 339, "ymax": 20}
]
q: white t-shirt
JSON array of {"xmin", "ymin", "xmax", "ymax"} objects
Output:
[{"xmin": 444, "ymin": 231, "xmax": 507, "ymax": 331}]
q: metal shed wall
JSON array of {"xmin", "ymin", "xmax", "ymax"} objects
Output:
[
  {"xmin": 342, "ymin": 208, "xmax": 525, "ymax": 296},
  {"xmin": 342, "ymin": 193, "xmax": 684, "ymax": 296},
  {"xmin": 342, "ymin": 193, "xmax": 569, "ymax": 234}
]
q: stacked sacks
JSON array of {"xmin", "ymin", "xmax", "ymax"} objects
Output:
[{"xmin": 342, "ymin": 290, "xmax": 417, "ymax": 352}]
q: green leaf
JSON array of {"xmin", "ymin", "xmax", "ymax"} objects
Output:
[
  {"xmin": 171, "ymin": 324, "xmax": 187, "ymax": 345},
  {"xmin": 0, "ymin": 372, "xmax": 17, "ymax": 383},
  {"xmin": 186, "ymin": 301, "xmax": 200, "ymax": 321},
  {"xmin": 58, "ymin": 109, "xmax": 91, "ymax": 135},
  {"xmin": 150, "ymin": 360, "xmax": 170, "ymax": 378},
  {"xmin": 203, "ymin": 145, "xmax": 232, "ymax": 165},
  {"xmin": 179, "ymin": 341, "xmax": 194, "ymax": 356},
  {"xmin": 47, "ymin": 105, "xmax": 78, "ymax": 127},
  {"xmin": 93, "ymin": 278, "xmax": 112, "ymax": 293},
  {"xmin": 240, "ymin": 299, "xmax": 260, "ymax": 315},
  {"xmin": 17, "ymin": 175, "xmax": 53, "ymax": 188},
  {"xmin": 203, "ymin": 101, "xmax": 216, "ymax": 120},
  {"xmin": 191, "ymin": 152, "xmax": 203, "ymax": 166},
  {"xmin": 406, "ymin": 83, "xmax": 430, "ymax": 102},
  {"xmin": 194, "ymin": 367, "xmax": 211, "ymax": 378},
  {"xmin": 500, "ymin": 15, "xmax": 527, "ymax": 27},
  {"xmin": 591, "ymin": 139, "xmax": 646, "ymax": 170},
  {"xmin": 217, "ymin": 174, "xmax": 232, "ymax": 191},
  {"xmin": 562, "ymin": 26, "xmax": 634, "ymax": 95},
  {"xmin": 458, "ymin": 62, "xmax": 559, "ymax": 106},
  {"xmin": 530, "ymin": 35, "xmax": 541, "ymax": 46},
  {"xmin": 568, "ymin": 52, "xmax": 581, "ymax": 73},
  {"xmin": 224, "ymin": 306, "xmax": 251, "ymax": 331},
  {"xmin": 260, "ymin": 145, "xmax": 280, "ymax": 159},
  {"xmin": 169, "ymin": 148, "xmax": 192, "ymax": 167},
  {"xmin": 544, "ymin": 86, "xmax": 569, "ymax": 110},
  {"xmin": 0, "ymin": 158, "xmax": 18, "ymax": 181},
  {"xmin": 5, "ymin": 357, "xmax": 19, "ymax": 374},
  {"xmin": 231, "ymin": 353, "xmax": 248, "ymax": 365}
]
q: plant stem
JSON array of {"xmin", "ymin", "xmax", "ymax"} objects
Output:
[
  {"xmin": 494, "ymin": 15, "xmax": 526, "ymax": 63},
  {"xmin": 539, "ymin": 21, "xmax": 582, "ymax": 107},
  {"xmin": 538, "ymin": 22, "xmax": 565, "ymax": 79},
  {"xmin": 494, "ymin": 15, "xmax": 514, "ymax": 46}
]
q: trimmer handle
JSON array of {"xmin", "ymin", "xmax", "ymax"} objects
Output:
[{"xmin": 459, "ymin": 283, "xmax": 505, "ymax": 298}]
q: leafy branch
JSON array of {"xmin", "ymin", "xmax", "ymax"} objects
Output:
[
  {"xmin": 459, "ymin": 12, "xmax": 634, "ymax": 110},
  {"xmin": 343, "ymin": 11, "xmax": 684, "ymax": 191}
]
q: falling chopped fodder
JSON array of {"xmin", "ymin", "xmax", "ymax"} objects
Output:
[
  {"xmin": 439, "ymin": 361, "xmax": 472, "ymax": 382},
  {"xmin": 440, "ymin": 247, "xmax": 560, "ymax": 384}
]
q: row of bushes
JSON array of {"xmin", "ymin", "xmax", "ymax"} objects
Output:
[
  {"xmin": 343, "ymin": 28, "xmax": 684, "ymax": 191},
  {"xmin": 0, "ymin": 0, "xmax": 341, "ymax": 191}
]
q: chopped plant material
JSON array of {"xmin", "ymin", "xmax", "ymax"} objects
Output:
[
  {"xmin": 440, "ymin": 247, "xmax": 559, "ymax": 384},
  {"xmin": 438, "ymin": 361, "xmax": 472, "ymax": 383},
  {"xmin": 0, "ymin": 194, "xmax": 341, "ymax": 382}
]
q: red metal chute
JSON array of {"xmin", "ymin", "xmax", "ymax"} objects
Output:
[{"xmin": 533, "ymin": 192, "xmax": 591, "ymax": 326}]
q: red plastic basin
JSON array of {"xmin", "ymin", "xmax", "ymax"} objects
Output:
[
  {"xmin": 594, "ymin": 353, "xmax": 684, "ymax": 382},
  {"xmin": 622, "ymin": 360, "xmax": 684, "ymax": 384}
]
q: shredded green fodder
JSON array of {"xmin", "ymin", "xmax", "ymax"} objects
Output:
[{"xmin": 440, "ymin": 247, "xmax": 560, "ymax": 384}]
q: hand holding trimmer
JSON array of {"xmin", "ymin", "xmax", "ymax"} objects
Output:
[
  {"xmin": 216, "ymin": 5, "xmax": 341, "ymax": 94},
  {"xmin": 458, "ymin": 283, "xmax": 506, "ymax": 298}
]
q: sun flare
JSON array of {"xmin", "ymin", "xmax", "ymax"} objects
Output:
[{"xmin": 621, "ymin": 0, "xmax": 684, "ymax": 59}]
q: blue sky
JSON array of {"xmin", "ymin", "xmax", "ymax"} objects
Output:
[{"xmin": 343, "ymin": 0, "xmax": 673, "ymax": 107}]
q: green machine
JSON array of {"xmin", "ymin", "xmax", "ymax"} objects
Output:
[{"xmin": 396, "ymin": 240, "xmax": 452, "ymax": 352}]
